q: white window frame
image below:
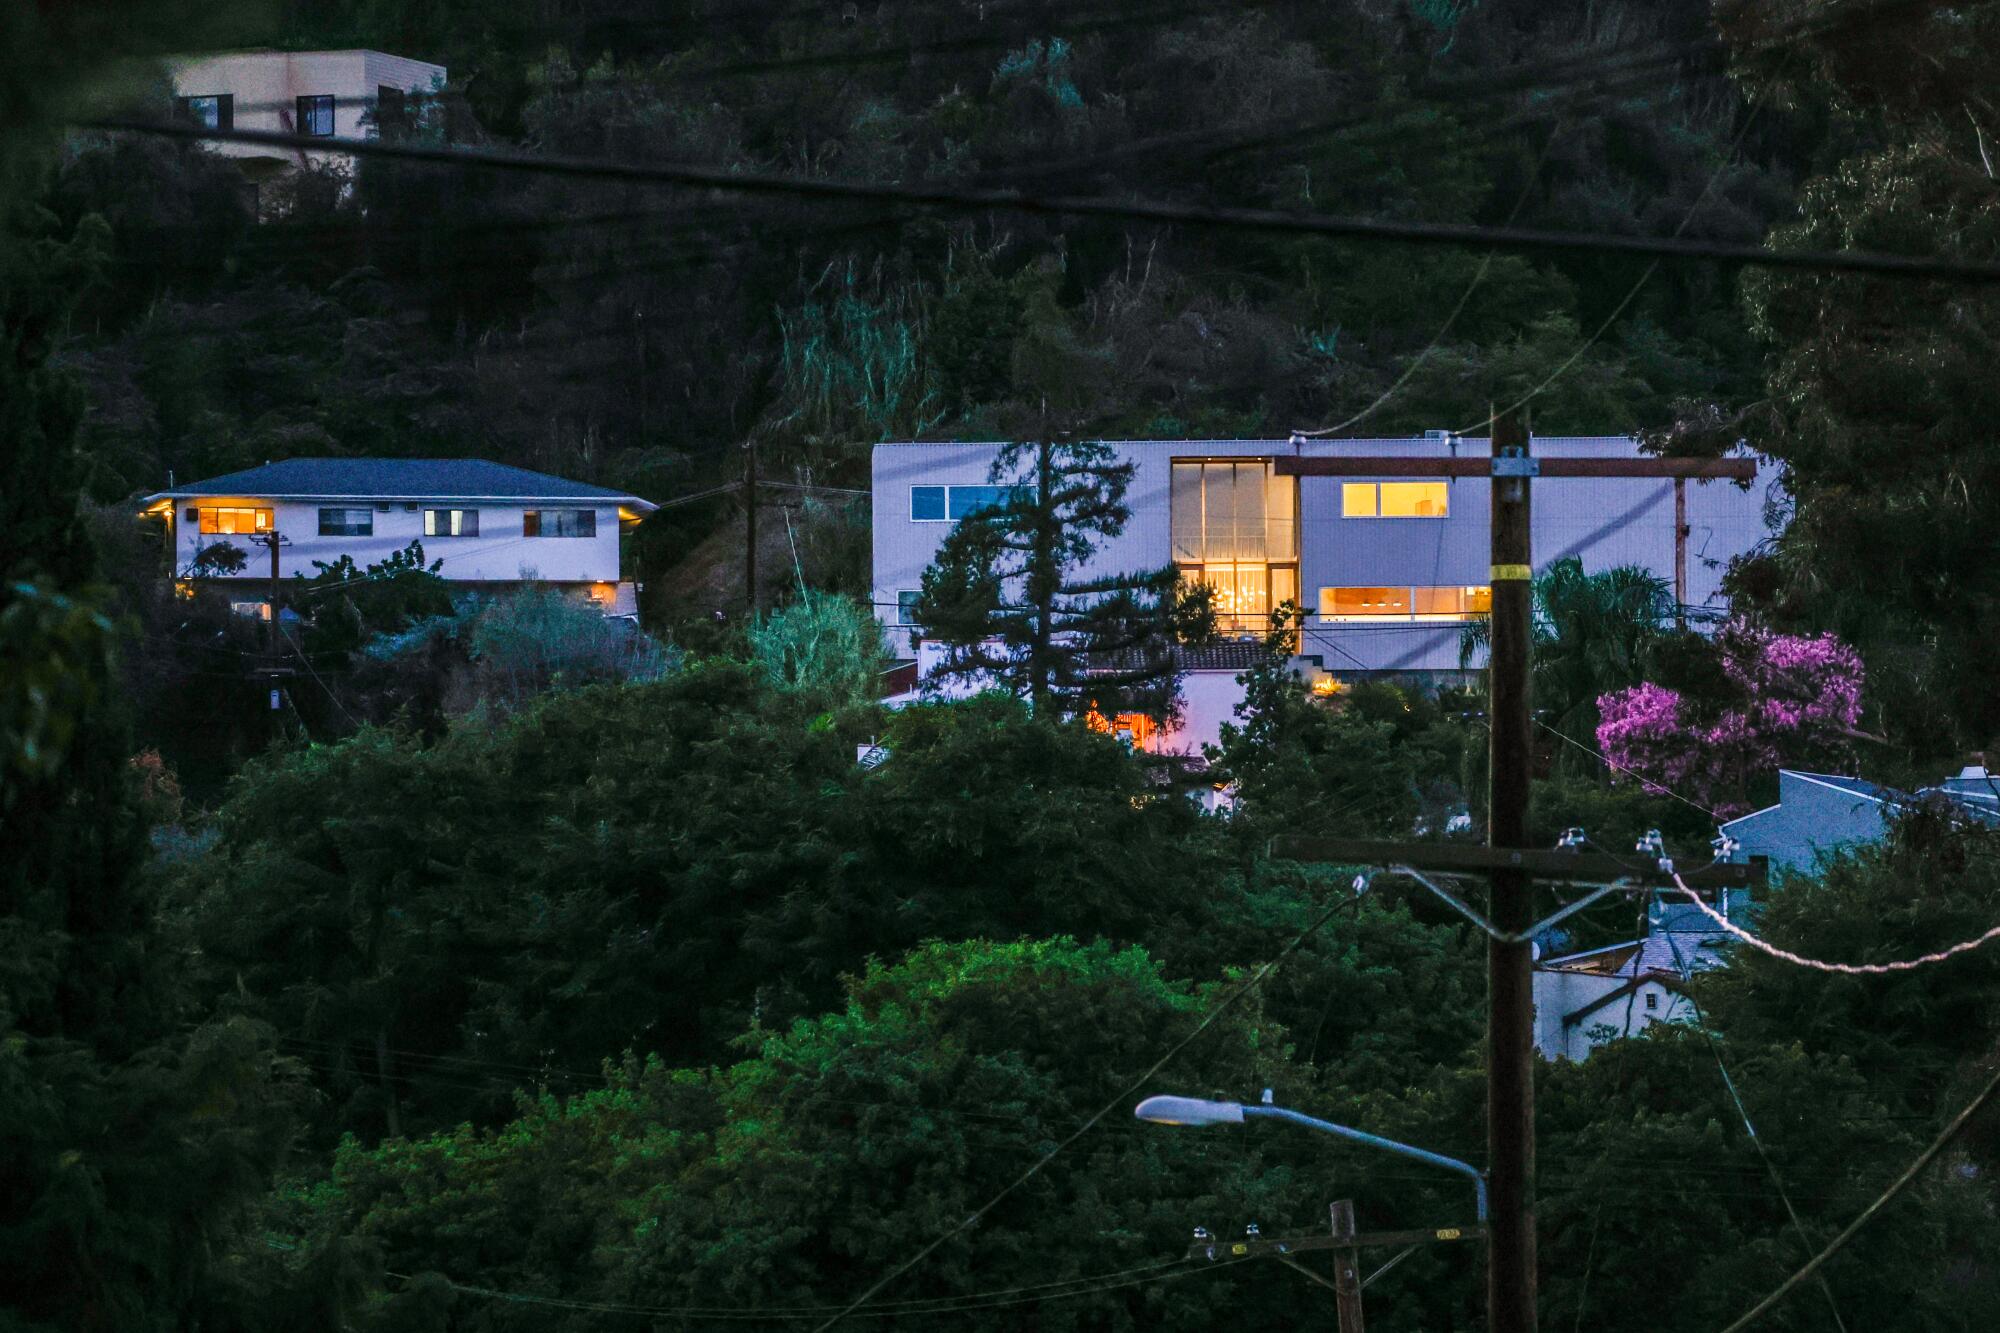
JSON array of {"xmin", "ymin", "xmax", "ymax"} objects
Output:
[
  {"xmin": 424, "ymin": 508, "xmax": 480, "ymax": 538},
  {"xmin": 909, "ymin": 484, "xmax": 1033, "ymax": 523},
  {"xmin": 1340, "ymin": 481, "xmax": 1450, "ymax": 519}
]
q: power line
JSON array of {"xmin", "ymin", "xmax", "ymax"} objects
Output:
[
  {"xmin": 1719, "ymin": 1058, "xmax": 2000, "ymax": 1333},
  {"xmin": 385, "ymin": 1255, "xmax": 1237, "ymax": 1322},
  {"xmin": 86, "ymin": 119, "xmax": 2000, "ymax": 283},
  {"xmin": 1670, "ymin": 874, "xmax": 2000, "ymax": 975},
  {"xmin": 1659, "ymin": 934, "xmax": 1850, "ymax": 1333},
  {"xmin": 808, "ymin": 875, "xmax": 1378, "ymax": 1330},
  {"xmin": 1534, "ymin": 717, "xmax": 1722, "ymax": 821}
]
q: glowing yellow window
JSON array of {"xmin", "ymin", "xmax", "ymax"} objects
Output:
[
  {"xmin": 1379, "ymin": 482, "xmax": 1448, "ymax": 517},
  {"xmin": 1321, "ymin": 586, "xmax": 1412, "ymax": 618},
  {"xmin": 1341, "ymin": 483, "xmax": 1378, "ymax": 517},
  {"xmin": 1413, "ymin": 586, "xmax": 1492, "ymax": 618}
]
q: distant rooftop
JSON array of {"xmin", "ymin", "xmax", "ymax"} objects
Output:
[{"xmin": 148, "ymin": 458, "xmax": 653, "ymax": 507}]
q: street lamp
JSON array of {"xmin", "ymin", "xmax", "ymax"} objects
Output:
[{"xmin": 1134, "ymin": 1094, "xmax": 1487, "ymax": 1221}]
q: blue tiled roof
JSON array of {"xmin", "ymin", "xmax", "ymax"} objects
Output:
[{"xmin": 148, "ymin": 458, "xmax": 650, "ymax": 505}]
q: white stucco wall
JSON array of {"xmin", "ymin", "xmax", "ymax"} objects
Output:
[
  {"xmin": 166, "ymin": 496, "xmax": 623, "ymax": 585},
  {"xmin": 166, "ymin": 49, "xmax": 445, "ymax": 170},
  {"xmin": 873, "ymin": 437, "xmax": 1779, "ymax": 672},
  {"xmin": 1532, "ymin": 967, "xmax": 1695, "ymax": 1062},
  {"xmin": 1149, "ymin": 669, "xmax": 1248, "ymax": 759}
]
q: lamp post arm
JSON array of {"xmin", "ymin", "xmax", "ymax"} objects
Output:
[{"xmin": 1245, "ymin": 1104, "xmax": 1488, "ymax": 1222}]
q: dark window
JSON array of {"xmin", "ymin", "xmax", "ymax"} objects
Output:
[
  {"xmin": 912, "ymin": 484, "xmax": 1033, "ymax": 522},
  {"xmin": 1644, "ymin": 992, "xmax": 1660, "ymax": 1012},
  {"xmin": 946, "ymin": 485, "xmax": 1029, "ymax": 520},
  {"xmin": 424, "ymin": 509, "xmax": 479, "ymax": 537},
  {"xmin": 175, "ymin": 94, "xmax": 233, "ymax": 131},
  {"xmin": 375, "ymin": 85, "xmax": 407, "ymax": 136},
  {"xmin": 296, "ymin": 95, "xmax": 335, "ymax": 136},
  {"xmin": 525, "ymin": 509, "xmax": 596, "ymax": 538},
  {"xmin": 319, "ymin": 507, "xmax": 373, "ymax": 537},
  {"xmin": 896, "ymin": 590, "xmax": 922, "ymax": 626}
]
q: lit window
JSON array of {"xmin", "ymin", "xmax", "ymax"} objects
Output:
[
  {"xmin": 1171, "ymin": 460, "xmax": 1298, "ymax": 632},
  {"xmin": 1323, "ymin": 587, "xmax": 1412, "ymax": 618},
  {"xmin": 197, "ymin": 507, "xmax": 272, "ymax": 535},
  {"xmin": 525, "ymin": 509, "xmax": 597, "ymax": 538},
  {"xmin": 1413, "ymin": 586, "xmax": 1492, "ymax": 618},
  {"xmin": 296, "ymin": 94, "xmax": 335, "ymax": 136},
  {"xmin": 424, "ymin": 508, "xmax": 479, "ymax": 537},
  {"xmin": 1342, "ymin": 482, "xmax": 1448, "ymax": 518},
  {"xmin": 319, "ymin": 508, "xmax": 373, "ymax": 537},
  {"xmin": 896, "ymin": 590, "xmax": 922, "ymax": 626},
  {"xmin": 1318, "ymin": 585, "xmax": 1492, "ymax": 621},
  {"xmin": 1380, "ymin": 482, "xmax": 1448, "ymax": 517}
]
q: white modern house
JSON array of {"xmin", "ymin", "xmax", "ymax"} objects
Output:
[
  {"xmin": 165, "ymin": 49, "xmax": 445, "ymax": 189},
  {"xmin": 873, "ymin": 435, "xmax": 1777, "ymax": 756},
  {"xmin": 143, "ymin": 458, "xmax": 654, "ymax": 615}
]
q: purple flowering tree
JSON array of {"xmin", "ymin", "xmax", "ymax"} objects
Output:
[{"xmin": 1595, "ymin": 621, "xmax": 1866, "ymax": 816}]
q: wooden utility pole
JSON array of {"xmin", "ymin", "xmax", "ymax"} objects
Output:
[
  {"xmin": 744, "ymin": 440, "xmax": 758, "ymax": 615},
  {"xmin": 1268, "ymin": 428, "xmax": 1762, "ymax": 1333},
  {"xmin": 1673, "ymin": 476, "xmax": 1689, "ymax": 628},
  {"xmin": 1330, "ymin": 1199, "xmax": 1367, "ymax": 1333},
  {"xmin": 1485, "ymin": 407, "xmax": 1536, "ymax": 1333}
]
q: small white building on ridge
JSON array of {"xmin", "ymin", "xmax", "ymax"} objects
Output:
[
  {"xmin": 166, "ymin": 49, "xmax": 445, "ymax": 191},
  {"xmin": 143, "ymin": 458, "xmax": 654, "ymax": 615}
]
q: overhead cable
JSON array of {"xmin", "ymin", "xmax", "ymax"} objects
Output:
[
  {"xmin": 1671, "ymin": 874, "xmax": 2000, "ymax": 975},
  {"xmin": 85, "ymin": 119, "xmax": 2000, "ymax": 284},
  {"xmin": 1718, "ymin": 1059, "xmax": 2000, "ymax": 1332}
]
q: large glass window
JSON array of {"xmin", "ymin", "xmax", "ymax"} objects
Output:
[
  {"xmin": 910, "ymin": 484, "xmax": 1031, "ymax": 522},
  {"xmin": 1171, "ymin": 460, "xmax": 1298, "ymax": 632},
  {"xmin": 319, "ymin": 508, "xmax": 374, "ymax": 537},
  {"xmin": 1319, "ymin": 585, "xmax": 1491, "ymax": 621},
  {"xmin": 1341, "ymin": 481, "xmax": 1448, "ymax": 518},
  {"xmin": 424, "ymin": 508, "xmax": 479, "ymax": 537},
  {"xmin": 193, "ymin": 506, "xmax": 271, "ymax": 535},
  {"xmin": 525, "ymin": 508, "xmax": 597, "ymax": 538}
]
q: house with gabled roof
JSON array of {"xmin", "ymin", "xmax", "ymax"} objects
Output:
[
  {"xmin": 142, "ymin": 458, "xmax": 655, "ymax": 616},
  {"xmin": 1532, "ymin": 901, "xmax": 1731, "ymax": 1062}
]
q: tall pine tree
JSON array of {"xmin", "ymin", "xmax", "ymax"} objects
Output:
[{"xmin": 913, "ymin": 435, "xmax": 1214, "ymax": 724}]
